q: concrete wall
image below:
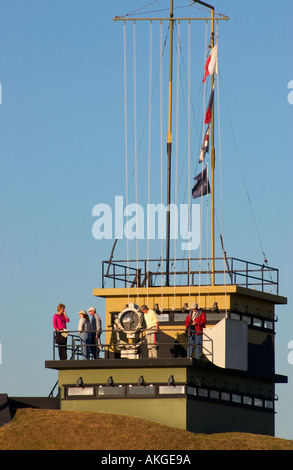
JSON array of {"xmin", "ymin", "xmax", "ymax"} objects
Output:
[
  {"xmin": 61, "ymin": 397, "xmax": 187, "ymax": 430},
  {"xmin": 186, "ymin": 399, "xmax": 274, "ymax": 436},
  {"xmin": 203, "ymin": 318, "xmax": 248, "ymax": 371}
]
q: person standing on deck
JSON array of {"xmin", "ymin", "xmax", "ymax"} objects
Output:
[
  {"xmin": 53, "ymin": 303, "xmax": 70, "ymax": 360},
  {"xmin": 88, "ymin": 307, "xmax": 102, "ymax": 358},
  {"xmin": 185, "ymin": 303, "xmax": 206, "ymax": 359},
  {"xmin": 140, "ymin": 305, "xmax": 159, "ymax": 358}
]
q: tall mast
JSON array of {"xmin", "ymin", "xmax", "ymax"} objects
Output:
[
  {"xmin": 165, "ymin": 0, "xmax": 174, "ymax": 286},
  {"xmin": 210, "ymin": 6, "xmax": 215, "ymax": 286}
]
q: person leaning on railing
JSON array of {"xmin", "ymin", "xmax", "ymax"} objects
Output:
[{"xmin": 53, "ymin": 303, "xmax": 70, "ymax": 360}]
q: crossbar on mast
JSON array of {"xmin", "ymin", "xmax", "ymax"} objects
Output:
[{"xmin": 113, "ymin": 16, "xmax": 229, "ymax": 22}]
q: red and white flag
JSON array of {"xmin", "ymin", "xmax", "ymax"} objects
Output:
[
  {"xmin": 202, "ymin": 44, "xmax": 218, "ymax": 83},
  {"xmin": 199, "ymin": 124, "xmax": 211, "ymax": 163}
]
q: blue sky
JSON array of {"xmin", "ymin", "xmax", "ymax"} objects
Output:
[{"xmin": 0, "ymin": 0, "xmax": 292, "ymax": 440}]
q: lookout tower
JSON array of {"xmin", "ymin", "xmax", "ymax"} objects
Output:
[
  {"xmin": 45, "ymin": 257, "xmax": 287, "ymax": 435},
  {"xmin": 45, "ymin": 1, "xmax": 287, "ymax": 436}
]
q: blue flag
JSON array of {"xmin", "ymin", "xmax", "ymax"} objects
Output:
[{"xmin": 192, "ymin": 167, "xmax": 211, "ymax": 199}]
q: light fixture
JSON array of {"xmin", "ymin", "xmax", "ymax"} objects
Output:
[
  {"xmin": 138, "ymin": 375, "xmax": 145, "ymax": 386},
  {"xmin": 167, "ymin": 375, "xmax": 175, "ymax": 386},
  {"xmin": 76, "ymin": 377, "xmax": 84, "ymax": 388},
  {"xmin": 107, "ymin": 376, "xmax": 114, "ymax": 387},
  {"xmin": 212, "ymin": 302, "xmax": 219, "ymax": 312}
]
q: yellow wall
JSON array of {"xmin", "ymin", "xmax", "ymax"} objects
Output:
[
  {"xmin": 93, "ymin": 284, "xmax": 286, "ymax": 345},
  {"xmin": 61, "ymin": 398, "xmax": 187, "ymax": 430}
]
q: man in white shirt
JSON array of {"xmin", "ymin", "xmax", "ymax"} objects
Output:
[{"xmin": 140, "ymin": 305, "xmax": 159, "ymax": 358}]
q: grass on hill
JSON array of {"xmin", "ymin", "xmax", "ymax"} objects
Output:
[{"xmin": 0, "ymin": 408, "xmax": 293, "ymax": 451}]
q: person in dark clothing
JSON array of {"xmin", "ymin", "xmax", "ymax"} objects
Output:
[{"xmin": 88, "ymin": 307, "xmax": 102, "ymax": 358}]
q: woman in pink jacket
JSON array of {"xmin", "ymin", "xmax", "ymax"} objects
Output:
[{"xmin": 53, "ymin": 303, "xmax": 70, "ymax": 360}]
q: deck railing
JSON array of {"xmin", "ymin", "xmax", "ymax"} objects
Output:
[
  {"xmin": 52, "ymin": 304, "xmax": 278, "ymax": 363},
  {"xmin": 52, "ymin": 328, "xmax": 206, "ymax": 361},
  {"xmin": 101, "ymin": 257, "xmax": 279, "ymax": 294}
]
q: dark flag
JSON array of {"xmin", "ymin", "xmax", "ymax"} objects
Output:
[
  {"xmin": 204, "ymin": 86, "xmax": 214, "ymax": 124},
  {"xmin": 192, "ymin": 166, "xmax": 211, "ymax": 199}
]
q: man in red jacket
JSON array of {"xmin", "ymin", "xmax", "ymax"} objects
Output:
[{"xmin": 185, "ymin": 303, "xmax": 206, "ymax": 359}]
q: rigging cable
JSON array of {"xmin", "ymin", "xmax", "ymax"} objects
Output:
[
  {"xmin": 133, "ymin": 21, "xmax": 139, "ymax": 303},
  {"xmin": 160, "ymin": 20, "xmax": 165, "ymax": 310},
  {"xmin": 121, "ymin": 20, "xmax": 169, "ymax": 297},
  {"xmin": 218, "ymin": 74, "xmax": 271, "ymax": 274},
  {"xmin": 199, "ymin": 20, "xmax": 209, "ymax": 307},
  {"xmin": 147, "ymin": 20, "xmax": 153, "ymax": 304},
  {"xmin": 188, "ymin": 19, "xmax": 192, "ymax": 304},
  {"xmin": 123, "ymin": 21, "xmax": 130, "ymax": 303},
  {"xmin": 172, "ymin": 19, "xmax": 207, "ymax": 289},
  {"xmin": 173, "ymin": 20, "xmax": 181, "ymax": 309},
  {"xmin": 118, "ymin": 1, "xmax": 196, "ymax": 19},
  {"xmin": 215, "ymin": 21, "xmax": 228, "ymax": 314},
  {"xmin": 119, "ymin": 0, "xmax": 160, "ymax": 18}
]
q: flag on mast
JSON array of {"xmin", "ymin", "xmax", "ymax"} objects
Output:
[
  {"xmin": 199, "ymin": 123, "xmax": 211, "ymax": 163},
  {"xmin": 192, "ymin": 166, "xmax": 211, "ymax": 199},
  {"xmin": 204, "ymin": 86, "xmax": 214, "ymax": 124},
  {"xmin": 202, "ymin": 44, "xmax": 218, "ymax": 83}
]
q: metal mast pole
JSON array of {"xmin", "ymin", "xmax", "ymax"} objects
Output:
[
  {"xmin": 210, "ymin": 7, "xmax": 215, "ymax": 286},
  {"xmin": 166, "ymin": 0, "xmax": 174, "ymax": 286}
]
